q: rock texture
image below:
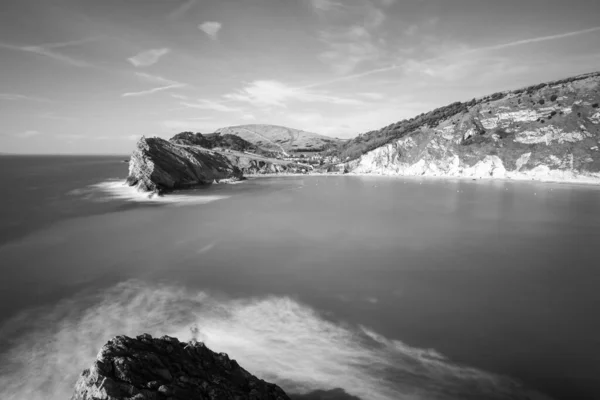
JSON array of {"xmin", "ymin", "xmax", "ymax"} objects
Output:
[
  {"xmin": 340, "ymin": 72, "xmax": 600, "ymax": 183},
  {"xmin": 126, "ymin": 137, "xmax": 244, "ymax": 193},
  {"xmin": 71, "ymin": 334, "xmax": 290, "ymax": 400},
  {"xmin": 127, "ymin": 134, "xmax": 312, "ymax": 194}
]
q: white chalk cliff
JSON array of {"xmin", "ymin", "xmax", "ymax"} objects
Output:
[{"xmin": 341, "ymin": 72, "xmax": 600, "ymax": 184}]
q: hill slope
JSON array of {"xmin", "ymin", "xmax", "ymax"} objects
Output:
[
  {"xmin": 215, "ymin": 124, "xmax": 342, "ymax": 155},
  {"xmin": 170, "ymin": 131, "xmax": 279, "ymax": 158},
  {"xmin": 339, "ymin": 72, "xmax": 600, "ymax": 183}
]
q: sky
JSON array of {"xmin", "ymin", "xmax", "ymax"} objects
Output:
[{"xmin": 1, "ymin": 0, "xmax": 599, "ymax": 154}]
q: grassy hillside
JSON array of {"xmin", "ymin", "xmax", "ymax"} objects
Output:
[
  {"xmin": 215, "ymin": 124, "xmax": 342, "ymax": 155},
  {"xmin": 341, "ymin": 71, "xmax": 600, "ymax": 182},
  {"xmin": 336, "ymin": 71, "xmax": 600, "ymax": 162},
  {"xmin": 170, "ymin": 131, "xmax": 279, "ymax": 158}
]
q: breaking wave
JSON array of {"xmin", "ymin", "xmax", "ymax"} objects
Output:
[
  {"xmin": 70, "ymin": 180, "xmax": 230, "ymax": 204},
  {"xmin": 0, "ymin": 280, "xmax": 551, "ymax": 400}
]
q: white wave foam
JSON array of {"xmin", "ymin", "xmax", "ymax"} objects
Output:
[
  {"xmin": 90, "ymin": 181, "xmax": 230, "ymax": 204},
  {"xmin": 0, "ymin": 281, "xmax": 552, "ymax": 400}
]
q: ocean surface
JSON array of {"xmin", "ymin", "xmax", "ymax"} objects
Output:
[{"xmin": 0, "ymin": 155, "xmax": 599, "ymax": 400}]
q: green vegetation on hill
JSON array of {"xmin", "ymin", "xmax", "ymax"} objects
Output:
[
  {"xmin": 334, "ymin": 71, "xmax": 600, "ymax": 162},
  {"xmin": 170, "ymin": 131, "xmax": 279, "ymax": 158},
  {"xmin": 215, "ymin": 124, "xmax": 342, "ymax": 155}
]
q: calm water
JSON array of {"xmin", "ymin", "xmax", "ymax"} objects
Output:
[{"xmin": 0, "ymin": 155, "xmax": 599, "ymax": 400}]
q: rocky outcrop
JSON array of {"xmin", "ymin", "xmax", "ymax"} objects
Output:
[
  {"xmin": 340, "ymin": 72, "xmax": 600, "ymax": 183},
  {"xmin": 127, "ymin": 135, "xmax": 312, "ymax": 194},
  {"xmin": 71, "ymin": 334, "xmax": 290, "ymax": 400},
  {"xmin": 126, "ymin": 136, "xmax": 244, "ymax": 194}
]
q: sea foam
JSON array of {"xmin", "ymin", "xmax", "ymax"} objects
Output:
[
  {"xmin": 0, "ymin": 280, "xmax": 552, "ymax": 400},
  {"xmin": 81, "ymin": 180, "xmax": 230, "ymax": 205}
]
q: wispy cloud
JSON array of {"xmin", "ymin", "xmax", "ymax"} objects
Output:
[
  {"xmin": 122, "ymin": 72, "xmax": 186, "ymax": 97},
  {"xmin": 123, "ymin": 84, "xmax": 184, "ymax": 97},
  {"xmin": 0, "ymin": 37, "xmax": 97, "ymax": 67},
  {"xmin": 0, "ymin": 93, "xmax": 50, "ymax": 102},
  {"xmin": 313, "ymin": 0, "xmax": 394, "ymax": 74},
  {"xmin": 180, "ymin": 99, "xmax": 242, "ymax": 113},
  {"xmin": 224, "ymin": 80, "xmax": 365, "ymax": 107},
  {"xmin": 135, "ymin": 72, "xmax": 181, "ymax": 85},
  {"xmin": 473, "ymin": 26, "xmax": 600, "ymax": 52},
  {"xmin": 319, "ymin": 26, "xmax": 382, "ymax": 75},
  {"xmin": 15, "ymin": 130, "xmax": 42, "ymax": 138},
  {"xmin": 167, "ymin": 0, "xmax": 198, "ymax": 20},
  {"xmin": 198, "ymin": 21, "xmax": 222, "ymax": 40},
  {"xmin": 128, "ymin": 48, "xmax": 170, "ymax": 67},
  {"xmin": 308, "ymin": 0, "xmax": 343, "ymax": 12},
  {"xmin": 310, "ymin": 26, "xmax": 600, "ymax": 88}
]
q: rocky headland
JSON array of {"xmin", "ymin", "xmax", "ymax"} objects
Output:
[
  {"xmin": 71, "ymin": 334, "xmax": 290, "ymax": 400},
  {"xmin": 126, "ymin": 135, "xmax": 309, "ymax": 194},
  {"xmin": 127, "ymin": 72, "xmax": 600, "ymax": 192}
]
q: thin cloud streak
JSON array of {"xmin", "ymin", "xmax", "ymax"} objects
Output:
[
  {"xmin": 180, "ymin": 100, "xmax": 242, "ymax": 113},
  {"xmin": 122, "ymin": 84, "xmax": 185, "ymax": 97},
  {"xmin": 0, "ymin": 38, "xmax": 97, "ymax": 67},
  {"xmin": 168, "ymin": 0, "xmax": 198, "ymax": 20},
  {"xmin": 474, "ymin": 26, "xmax": 600, "ymax": 52},
  {"xmin": 0, "ymin": 93, "xmax": 51, "ymax": 102},
  {"xmin": 135, "ymin": 72, "xmax": 182, "ymax": 85},
  {"xmin": 309, "ymin": 26, "xmax": 600, "ymax": 88}
]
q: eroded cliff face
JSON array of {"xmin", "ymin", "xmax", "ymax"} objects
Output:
[
  {"xmin": 345, "ymin": 75, "xmax": 600, "ymax": 183},
  {"xmin": 127, "ymin": 136, "xmax": 310, "ymax": 194},
  {"xmin": 127, "ymin": 137, "xmax": 244, "ymax": 193},
  {"xmin": 71, "ymin": 334, "xmax": 290, "ymax": 400}
]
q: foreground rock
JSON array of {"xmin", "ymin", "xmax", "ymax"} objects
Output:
[
  {"xmin": 338, "ymin": 72, "xmax": 600, "ymax": 183},
  {"xmin": 72, "ymin": 334, "xmax": 290, "ymax": 400},
  {"xmin": 126, "ymin": 136, "xmax": 244, "ymax": 193}
]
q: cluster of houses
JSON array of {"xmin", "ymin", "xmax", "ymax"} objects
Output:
[{"xmin": 281, "ymin": 153, "xmax": 340, "ymax": 165}]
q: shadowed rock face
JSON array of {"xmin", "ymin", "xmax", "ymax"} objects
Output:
[
  {"xmin": 126, "ymin": 136, "xmax": 244, "ymax": 194},
  {"xmin": 127, "ymin": 136, "xmax": 311, "ymax": 194},
  {"xmin": 71, "ymin": 334, "xmax": 291, "ymax": 400}
]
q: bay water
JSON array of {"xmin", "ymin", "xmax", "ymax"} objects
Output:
[{"xmin": 1, "ymin": 155, "xmax": 599, "ymax": 400}]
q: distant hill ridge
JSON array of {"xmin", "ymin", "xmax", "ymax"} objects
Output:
[
  {"xmin": 170, "ymin": 131, "xmax": 279, "ymax": 158},
  {"xmin": 215, "ymin": 124, "xmax": 342, "ymax": 155}
]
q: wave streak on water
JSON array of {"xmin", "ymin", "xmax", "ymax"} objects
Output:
[{"xmin": 0, "ymin": 280, "xmax": 550, "ymax": 400}]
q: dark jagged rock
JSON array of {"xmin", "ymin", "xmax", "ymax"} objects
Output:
[
  {"xmin": 126, "ymin": 136, "xmax": 244, "ymax": 194},
  {"xmin": 71, "ymin": 334, "xmax": 290, "ymax": 400}
]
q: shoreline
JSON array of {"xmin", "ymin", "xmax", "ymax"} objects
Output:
[{"xmin": 246, "ymin": 170, "xmax": 600, "ymax": 188}]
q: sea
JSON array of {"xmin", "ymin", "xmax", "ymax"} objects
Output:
[{"xmin": 0, "ymin": 154, "xmax": 599, "ymax": 400}]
